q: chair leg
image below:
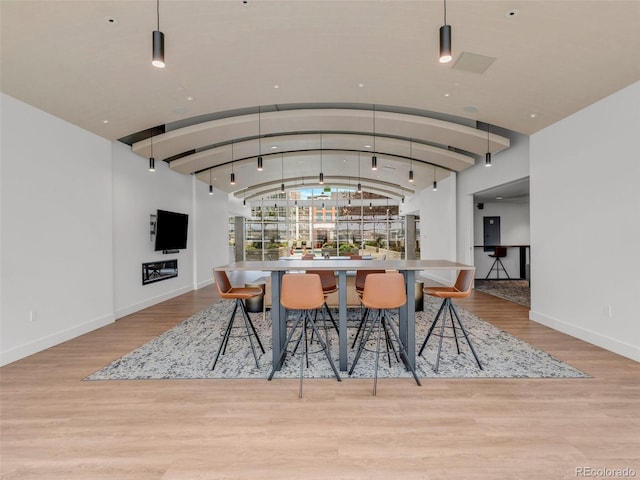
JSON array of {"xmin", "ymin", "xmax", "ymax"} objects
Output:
[
  {"xmin": 210, "ymin": 302, "xmax": 240, "ymax": 371},
  {"xmin": 382, "ymin": 310, "xmax": 421, "ymax": 386},
  {"xmin": 238, "ymin": 300, "xmax": 261, "ymax": 369},
  {"xmin": 373, "ymin": 310, "xmax": 383, "ymax": 396},
  {"xmin": 240, "ymin": 300, "xmax": 265, "ymax": 354},
  {"xmin": 349, "ymin": 307, "xmax": 380, "ymax": 375},
  {"xmin": 306, "ymin": 313, "xmax": 342, "ymax": 382},
  {"xmin": 497, "ymin": 258, "xmax": 511, "ymax": 279},
  {"xmin": 351, "ymin": 306, "xmax": 369, "ymax": 348},
  {"xmin": 450, "ymin": 303, "xmax": 483, "ymax": 370},
  {"xmin": 268, "ymin": 310, "xmax": 302, "ymax": 380},
  {"xmin": 434, "ymin": 299, "xmax": 449, "ymax": 373},
  {"xmin": 299, "ymin": 311, "xmax": 307, "ymax": 398},
  {"xmin": 418, "ymin": 298, "xmax": 447, "ymax": 356},
  {"xmin": 448, "ymin": 303, "xmax": 461, "ymax": 355}
]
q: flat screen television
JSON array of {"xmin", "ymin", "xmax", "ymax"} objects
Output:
[{"xmin": 154, "ymin": 209, "xmax": 189, "ymax": 251}]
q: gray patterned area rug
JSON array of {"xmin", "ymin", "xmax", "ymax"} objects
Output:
[
  {"xmin": 474, "ymin": 279, "xmax": 531, "ymax": 307},
  {"xmin": 85, "ymin": 298, "xmax": 587, "ymax": 381}
]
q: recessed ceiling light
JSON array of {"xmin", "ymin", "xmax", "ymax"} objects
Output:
[
  {"xmin": 357, "ymin": 83, "xmax": 365, "ymax": 88},
  {"xmin": 505, "ymin": 9, "xmax": 519, "ymax": 18},
  {"xmin": 496, "ymin": 196, "xmax": 503, "ymax": 200},
  {"xmin": 530, "ymin": 113, "xmax": 537, "ymax": 118},
  {"xmin": 186, "ymin": 96, "xmax": 193, "ymax": 101},
  {"xmin": 364, "ymin": 144, "xmax": 372, "ymax": 149},
  {"xmin": 103, "ymin": 120, "xmax": 109, "ymax": 124},
  {"xmin": 273, "ymin": 84, "xmax": 280, "ymax": 89},
  {"xmin": 444, "ymin": 92, "xmax": 450, "ymax": 97},
  {"xmin": 270, "ymin": 145, "xmax": 278, "ymax": 149}
]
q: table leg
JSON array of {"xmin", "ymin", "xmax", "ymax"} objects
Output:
[
  {"xmin": 338, "ymin": 270, "xmax": 348, "ymax": 371},
  {"xmin": 270, "ymin": 270, "xmax": 286, "ymax": 370},
  {"xmin": 399, "ymin": 270, "xmax": 416, "ymax": 369}
]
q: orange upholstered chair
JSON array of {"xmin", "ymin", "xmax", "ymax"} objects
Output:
[
  {"xmin": 349, "ymin": 272, "xmax": 421, "ymax": 395},
  {"xmin": 351, "ymin": 269, "xmax": 386, "ymax": 348},
  {"xmin": 418, "ymin": 269, "xmax": 483, "ymax": 373},
  {"xmin": 267, "ymin": 273, "xmax": 341, "ymax": 397},
  {"xmin": 211, "ymin": 269, "xmax": 265, "ymax": 371}
]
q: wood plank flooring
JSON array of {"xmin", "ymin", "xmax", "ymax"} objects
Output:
[{"xmin": 1, "ymin": 285, "xmax": 639, "ymax": 479}]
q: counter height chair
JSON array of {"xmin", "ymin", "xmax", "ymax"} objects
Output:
[
  {"xmin": 304, "ymin": 269, "xmax": 340, "ymax": 335},
  {"xmin": 349, "ymin": 273, "xmax": 421, "ymax": 395},
  {"xmin": 418, "ymin": 269, "xmax": 483, "ymax": 373},
  {"xmin": 485, "ymin": 246, "xmax": 511, "ymax": 279},
  {"xmin": 268, "ymin": 273, "xmax": 341, "ymax": 398},
  {"xmin": 351, "ymin": 269, "xmax": 386, "ymax": 348},
  {"xmin": 210, "ymin": 269, "xmax": 265, "ymax": 371}
]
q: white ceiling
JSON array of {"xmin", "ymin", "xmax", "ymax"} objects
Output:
[{"xmin": 2, "ymin": 1, "xmax": 639, "ymax": 200}]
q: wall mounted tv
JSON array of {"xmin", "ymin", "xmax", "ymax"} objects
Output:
[{"xmin": 154, "ymin": 209, "xmax": 189, "ymax": 252}]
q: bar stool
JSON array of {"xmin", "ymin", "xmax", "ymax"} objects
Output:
[
  {"xmin": 351, "ymin": 269, "xmax": 385, "ymax": 348},
  {"xmin": 485, "ymin": 246, "xmax": 510, "ymax": 279},
  {"xmin": 268, "ymin": 273, "xmax": 341, "ymax": 398},
  {"xmin": 210, "ymin": 270, "xmax": 265, "ymax": 371},
  {"xmin": 349, "ymin": 272, "xmax": 421, "ymax": 395},
  {"xmin": 304, "ymin": 269, "xmax": 340, "ymax": 335},
  {"xmin": 418, "ymin": 269, "xmax": 483, "ymax": 373}
]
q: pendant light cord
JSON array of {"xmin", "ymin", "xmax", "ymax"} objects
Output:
[
  {"xmin": 156, "ymin": 0, "xmax": 160, "ymax": 30},
  {"xmin": 443, "ymin": 0, "xmax": 447, "ymax": 26}
]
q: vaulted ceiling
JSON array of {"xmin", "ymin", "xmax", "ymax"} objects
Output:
[{"xmin": 2, "ymin": 1, "xmax": 638, "ymax": 201}]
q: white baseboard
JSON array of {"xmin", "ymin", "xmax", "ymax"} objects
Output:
[
  {"xmin": 115, "ymin": 285, "xmax": 193, "ymax": 319},
  {"xmin": 0, "ymin": 313, "xmax": 115, "ymax": 367},
  {"xmin": 529, "ymin": 310, "xmax": 640, "ymax": 363},
  {"xmin": 194, "ymin": 277, "xmax": 215, "ymax": 290}
]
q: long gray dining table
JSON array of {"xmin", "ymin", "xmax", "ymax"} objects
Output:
[{"xmin": 216, "ymin": 259, "xmax": 475, "ymax": 372}]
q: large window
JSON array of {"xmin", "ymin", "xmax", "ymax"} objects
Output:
[{"xmin": 240, "ymin": 188, "xmax": 407, "ymax": 260}]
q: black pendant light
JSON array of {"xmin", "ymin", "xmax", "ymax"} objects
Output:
[
  {"xmin": 439, "ymin": 0, "xmax": 452, "ymax": 63},
  {"xmin": 230, "ymin": 141, "xmax": 236, "ymax": 185},
  {"xmin": 357, "ymin": 152, "xmax": 362, "ymax": 193},
  {"xmin": 432, "ymin": 165, "xmax": 438, "ymax": 191},
  {"xmin": 243, "ymin": 189, "xmax": 246, "ymax": 207},
  {"xmin": 148, "ymin": 134, "xmax": 156, "ymax": 171},
  {"xmin": 371, "ymin": 105, "xmax": 377, "ymax": 170},
  {"xmin": 208, "ymin": 169, "xmax": 213, "ymax": 195},
  {"xmin": 257, "ymin": 106, "xmax": 263, "ymax": 171},
  {"xmin": 280, "ymin": 153, "xmax": 285, "ymax": 193},
  {"xmin": 408, "ymin": 139, "xmax": 414, "ymax": 183},
  {"xmin": 318, "ymin": 134, "xmax": 324, "ymax": 185},
  {"xmin": 485, "ymin": 124, "xmax": 492, "ymax": 167},
  {"xmin": 152, "ymin": 0, "xmax": 165, "ymax": 68}
]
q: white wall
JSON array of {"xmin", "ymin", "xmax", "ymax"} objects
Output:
[
  {"xmin": 529, "ymin": 81, "xmax": 640, "ymax": 362},
  {"xmin": 1, "ymin": 94, "xmax": 231, "ymax": 365},
  {"xmin": 1, "ymin": 94, "xmax": 114, "ymax": 365},
  {"xmin": 456, "ymin": 132, "xmax": 530, "ymax": 268},
  {"xmin": 112, "ymin": 141, "xmax": 195, "ymax": 318},
  {"xmin": 419, "ymin": 173, "xmax": 458, "ymax": 285}
]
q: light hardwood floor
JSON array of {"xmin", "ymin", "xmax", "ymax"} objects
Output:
[{"xmin": 1, "ymin": 285, "xmax": 639, "ymax": 479}]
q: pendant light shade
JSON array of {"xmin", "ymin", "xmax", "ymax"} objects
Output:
[
  {"xmin": 408, "ymin": 139, "xmax": 414, "ymax": 182},
  {"xmin": 357, "ymin": 182, "xmax": 362, "ymax": 193},
  {"xmin": 257, "ymin": 106, "xmax": 263, "ymax": 171},
  {"xmin": 319, "ymin": 172, "xmax": 324, "ymax": 185},
  {"xmin": 318, "ymin": 134, "xmax": 324, "ymax": 184},
  {"xmin": 151, "ymin": 1, "xmax": 165, "ymax": 68},
  {"xmin": 371, "ymin": 155, "xmax": 377, "ymax": 171},
  {"xmin": 149, "ymin": 134, "xmax": 155, "ymax": 171},
  {"xmin": 409, "ymin": 169, "xmax": 414, "ymax": 183},
  {"xmin": 439, "ymin": 25, "xmax": 451, "ymax": 63},
  {"xmin": 208, "ymin": 169, "xmax": 213, "ymax": 195},
  {"xmin": 230, "ymin": 172, "xmax": 235, "ymax": 185},
  {"xmin": 439, "ymin": 0, "xmax": 452, "ymax": 63},
  {"xmin": 485, "ymin": 124, "xmax": 492, "ymax": 167},
  {"xmin": 433, "ymin": 165, "xmax": 438, "ymax": 191},
  {"xmin": 371, "ymin": 105, "xmax": 377, "ymax": 170}
]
